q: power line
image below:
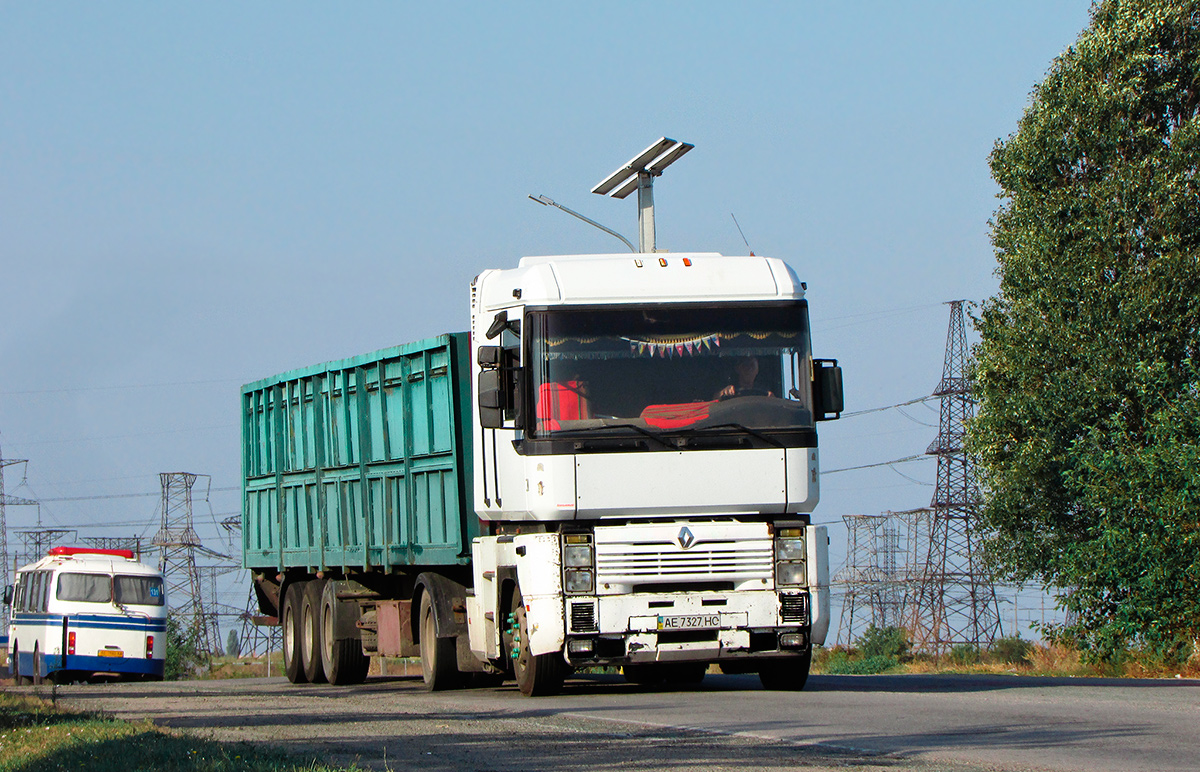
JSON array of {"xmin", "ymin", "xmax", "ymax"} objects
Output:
[
  {"xmin": 842, "ymin": 394, "xmax": 936, "ymax": 418},
  {"xmin": 0, "ymin": 377, "xmax": 242, "ymax": 396},
  {"xmin": 11, "ymin": 424, "xmax": 237, "ymax": 447},
  {"xmin": 36, "ymin": 486, "xmax": 238, "ymax": 502},
  {"xmin": 825, "ymin": 454, "xmax": 930, "ymax": 474}
]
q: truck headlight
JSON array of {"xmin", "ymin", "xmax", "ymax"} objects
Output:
[
  {"xmin": 775, "ymin": 527, "xmax": 807, "ymax": 587},
  {"xmin": 562, "ymin": 532, "xmax": 595, "ymax": 594},
  {"xmin": 564, "ymin": 544, "xmax": 594, "ymax": 567},
  {"xmin": 564, "ymin": 569, "xmax": 594, "ymax": 593}
]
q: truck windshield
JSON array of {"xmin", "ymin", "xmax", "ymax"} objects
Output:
[{"xmin": 527, "ymin": 303, "xmax": 814, "ymax": 439}]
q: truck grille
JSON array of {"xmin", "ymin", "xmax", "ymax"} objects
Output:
[
  {"xmin": 780, "ymin": 592, "xmax": 808, "ymax": 623},
  {"xmin": 570, "ymin": 602, "xmax": 597, "ymax": 632},
  {"xmin": 594, "ymin": 523, "xmax": 772, "ymax": 589}
]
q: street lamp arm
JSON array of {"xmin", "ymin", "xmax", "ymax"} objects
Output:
[{"xmin": 528, "ymin": 194, "xmax": 636, "ymax": 253}]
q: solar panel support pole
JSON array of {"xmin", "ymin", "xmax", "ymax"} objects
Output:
[{"xmin": 637, "ymin": 172, "xmax": 655, "ymax": 253}]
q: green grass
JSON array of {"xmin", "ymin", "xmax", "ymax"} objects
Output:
[{"xmin": 0, "ymin": 692, "xmax": 363, "ymax": 772}]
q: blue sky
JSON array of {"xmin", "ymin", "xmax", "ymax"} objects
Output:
[{"xmin": 1, "ymin": 2, "xmax": 1094, "ymax": 636}]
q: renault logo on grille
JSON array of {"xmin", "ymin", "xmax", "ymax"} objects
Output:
[{"xmin": 677, "ymin": 526, "xmax": 696, "ymax": 550}]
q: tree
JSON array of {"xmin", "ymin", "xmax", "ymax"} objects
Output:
[
  {"xmin": 164, "ymin": 614, "xmax": 206, "ymax": 680},
  {"xmin": 972, "ymin": 0, "xmax": 1200, "ymax": 661}
]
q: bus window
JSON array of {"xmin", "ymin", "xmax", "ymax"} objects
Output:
[
  {"xmin": 114, "ymin": 576, "xmax": 164, "ymax": 606},
  {"xmin": 36, "ymin": 571, "xmax": 51, "ymax": 612},
  {"xmin": 57, "ymin": 573, "xmax": 113, "ymax": 603},
  {"xmin": 28, "ymin": 572, "xmax": 40, "ymax": 612}
]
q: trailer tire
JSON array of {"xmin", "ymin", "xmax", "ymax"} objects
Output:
[
  {"xmin": 281, "ymin": 582, "xmax": 308, "ymax": 684},
  {"xmin": 510, "ymin": 589, "xmax": 565, "ymax": 697},
  {"xmin": 759, "ymin": 650, "xmax": 811, "ymax": 691},
  {"xmin": 301, "ymin": 579, "xmax": 328, "ymax": 684},
  {"xmin": 320, "ymin": 581, "xmax": 369, "ymax": 685},
  {"xmin": 419, "ymin": 593, "xmax": 460, "ymax": 691}
]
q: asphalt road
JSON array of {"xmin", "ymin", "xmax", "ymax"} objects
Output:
[{"xmin": 28, "ymin": 671, "xmax": 1200, "ymax": 772}]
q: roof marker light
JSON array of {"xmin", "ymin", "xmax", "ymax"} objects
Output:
[
  {"xmin": 683, "ymin": 257, "xmax": 692, "ymax": 267},
  {"xmin": 634, "ymin": 258, "xmax": 643, "ymax": 268},
  {"xmin": 658, "ymin": 258, "xmax": 668, "ymax": 267}
]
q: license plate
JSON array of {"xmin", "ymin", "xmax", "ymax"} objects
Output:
[
  {"xmin": 98, "ymin": 649, "xmax": 124, "ymax": 658},
  {"xmin": 657, "ymin": 614, "xmax": 720, "ymax": 631}
]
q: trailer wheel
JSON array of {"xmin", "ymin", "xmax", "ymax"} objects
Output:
[
  {"xmin": 419, "ymin": 593, "xmax": 460, "ymax": 691},
  {"xmin": 281, "ymin": 582, "xmax": 308, "ymax": 684},
  {"xmin": 320, "ymin": 581, "xmax": 369, "ymax": 685},
  {"xmin": 509, "ymin": 589, "xmax": 565, "ymax": 697},
  {"xmin": 759, "ymin": 650, "xmax": 812, "ymax": 691},
  {"xmin": 301, "ymin": 579, "xmax": 328, "ymax": 684}
]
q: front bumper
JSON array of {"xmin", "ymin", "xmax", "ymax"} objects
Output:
[{"xmin": 561, "ymin": 588, "xmax": 812, "ymax": 665}]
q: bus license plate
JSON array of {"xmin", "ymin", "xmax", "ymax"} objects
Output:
[
  {"xmin": 98, "ymin": 649, "xmax": 124, "ymax": 658},
  {"xmin": 657, "ymin": 614, "xmax": 720, "ymax": 631}
]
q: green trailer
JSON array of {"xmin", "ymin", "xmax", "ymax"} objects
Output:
[{"xmin": 241, "ymin": 333, "xmax": 482, "ymax": 684}]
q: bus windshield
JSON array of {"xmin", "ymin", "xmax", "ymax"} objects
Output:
[{"xmin": 527, "ymin": 303, "xmax": 814, "ymax": 439}]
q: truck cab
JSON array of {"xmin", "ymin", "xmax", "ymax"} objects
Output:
[{"xmin": 465, "ymin": 252, "xmax": 841, "ymax": 694}]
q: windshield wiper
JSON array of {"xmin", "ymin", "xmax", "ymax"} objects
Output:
[
  {"xmin": 557, "ymin": 422, "xmax": 677, "ymax": 451},
  {"xmin": 675, "ymin": 422, "xmax": 784, "ymax": 448}
]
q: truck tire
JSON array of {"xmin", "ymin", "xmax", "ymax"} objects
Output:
[
  {"xmin": 509, "ymin": 589, "xmax": 565, "ymax": 697},
  {"xmin": 419, "ymin": 592, "xmax": 460, "ymax": 691},
  {"xmin": 281, "ymin": 582, "xmax": 308, "ymax": 684},
  {"xmin": 320, "ymin": 581, "xmax": 369, "ymax": 685},
  {"xmin": 759, "ymin": 650, "xmax": 812, "ymax": 691},
  {"xmin": 301, "ymin": 579, "xmax": 328, "ymax": 684}
]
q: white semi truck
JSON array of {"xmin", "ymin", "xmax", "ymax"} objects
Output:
[{"xmin": 243, "ymin": 249, "xmax": 842, "ymax": 696}]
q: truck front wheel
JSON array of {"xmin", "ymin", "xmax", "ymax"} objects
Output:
[
  {"xmin": 509, "ymin": 589, "xmax": 565, "ymax": 697},
  {"xmin": 419, "ymin": 593, "xmax": 460, "ymax": 691},
  {"xmin": 758, "ymin": 650, "xmax": 812, "ymax": 691},
  {"xmin": 281, "ymin": 582, "xmax": 308, "ymax": 684}
]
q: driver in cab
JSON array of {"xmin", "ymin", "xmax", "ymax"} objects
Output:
[{"xmin": 715, "ymin": 356, "xmax": 774, "ymax": 399}]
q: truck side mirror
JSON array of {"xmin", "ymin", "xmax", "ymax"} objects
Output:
[
  {"xmin": 813, "ymin": 359, "xmax": 843, "ymax": 421},
  {"xmin": 2, "ymin": 584, "xmax": 12, "ymax": 606},
  {"xmin": 478, "ymin": 345, "xmax": 501, "ymax": 367},
  {"xmin": 478, "ymin": 370, "xmax": 504, "ymax": 429},
  {"xmin": 486, "ymin": 311, "xmax": 509, "ymax": 340}
]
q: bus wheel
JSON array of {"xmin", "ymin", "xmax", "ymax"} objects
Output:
[
  {"xmin": 301, "ymin": 579, "xmax": 328, "ymax": 684},
  {"xmin": 510, "ymin": 588, "xmax": 564, "ymax": 697},
  {"xmin": 419, "ymin": 592, "xmax": 460, "ymax": 691},
  {"xmin": 31, "ymin": 644, "xmax": 42, "ymax": 685},
  {"xmin": 281, "ymin": 582, "xmax": 308, "ymax": 684},
  {"xmin": 320, "ymin": 581, "xmax": 368, "ymax": 686},
  {"xmin": 11, "ymin": 642, "xmax": 29, "ymax": 685}
]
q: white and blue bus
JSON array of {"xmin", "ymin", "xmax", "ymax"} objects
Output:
[{"xmin": 4, "ymin": 547, "xmax": 167, "ymax": 683}]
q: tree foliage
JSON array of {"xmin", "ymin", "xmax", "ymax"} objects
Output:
[
  {"xmin": 164, "ymin": 614, "xmax": 206, "ymax": 680},
  {"xmin": 972, "ymin": 0, "xmax": 1200, "ymax": 659}
]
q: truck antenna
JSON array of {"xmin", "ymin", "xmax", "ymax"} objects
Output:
[
  {"xmin": 731, "ymin": 213, "xmax": 755, "ymax": 256},
  {"xmin": 528, "ymin": 194, "xmax": 636, "ymax": 253}
]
